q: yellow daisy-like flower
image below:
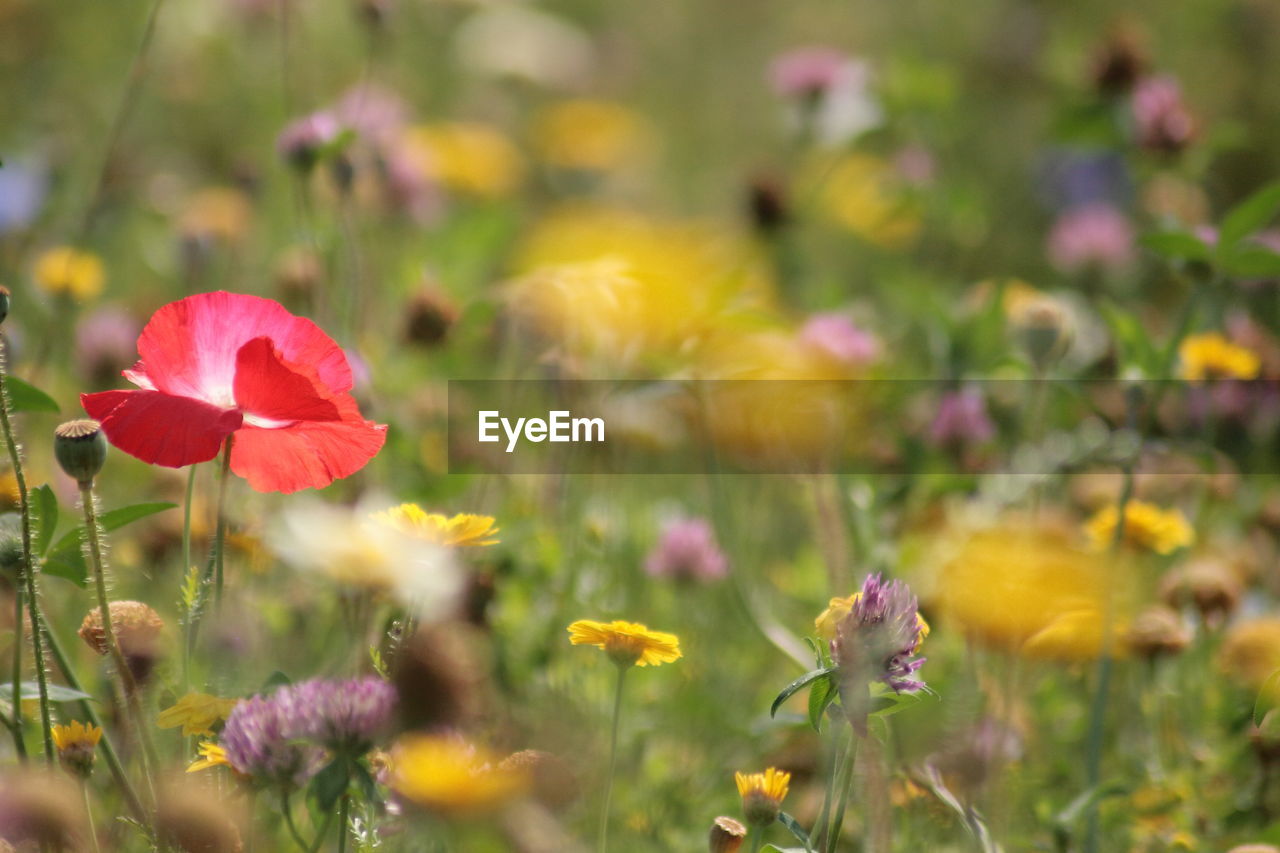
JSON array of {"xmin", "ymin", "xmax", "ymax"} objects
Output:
[
  {"xmin": 567, "ymin": 620, "xmax": 682, "ymax": 668},
  {"xmin": 186, "ymin": 741, "xmax": 230, "ymax": 773},
  {"xmin": 803, "ymin": 152, "xmax": 921, "ymax": 250},
  {"xmin": 179, "ymin": 187, "xmax": 253, "ymax": 244},
  {"xmin": 532, "ymin": 99, "xmax": 651, "ymax": 172},
  {"xmin": 400, "ymin": 122, "xmax": 525, "ymax": 199},
  {"xmin": 390, "ymin": 734, "xmax": 530, "ymax": 817},
  {"xmin": 371, "ymin": 504, "xmax": 500, "ymax": 547},
  {"xmin": 157, "ymin": 692, "xmax": 241, "ymax": 737},
  {"xmin": 51, "ymin": 721, "xmax": 102, "ymax": 777},
  {"xmin": 735, "ymin": 767, "xmax": 790, "ymax": 827},
  {"xmin": 815, "ymin": 592, "xmax": 931, "ymax": 648},
  {"xmin": 33, "ymin": 246, "xmax": 105, "ymax": 300},
  {"xmin": 1084, "ymin": 501, "xmax": 1194, "ymax": 555},
  {"xmin": 1179, "ymin": 332, "xmax": 1261, "ymax": 381}
]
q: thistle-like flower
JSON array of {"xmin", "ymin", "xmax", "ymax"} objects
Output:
[
  {"xmin": 283, "ymin": 676, "xmax": 398, "ymax": 753},
  {"xmin": 831, "ymin": 573, "xmax": 927, "ymax": 733},
  {"xmin": 220, "ymin": 693, "xmax": 324, "ymax": 788}
]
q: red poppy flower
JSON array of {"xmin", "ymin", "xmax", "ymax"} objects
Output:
[{"xmin": 82, "ymin": 291, "xmax": 386, "ymax": 494}]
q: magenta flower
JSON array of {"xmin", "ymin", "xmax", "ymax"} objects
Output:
[
  {"xmin": 1046, "ymin": 203, "xmax": 1135, "ymax": 273},
  {"xmin": 800, "ymin": 313, "xmax": 881, "ymax": 366},
  {"xmin": 277, "ymin": 112, "xmax": 342, "ymax": 171},
  {"xmin": 832, "ymin": 573, "xmax": 926, "ymax": 734},
  {"xmin": 284, "ymin": 676, "xmax": 398, "ymax": 751},
  {"xmin": 769, "ymin": 47, "xmax": 858, "ymax": 99},
  {"xmin": 221, "ymin": 694, "xmax": 325, "ymax": 787},
  {"xmin": 645, "ymin": 518, "xmax": 729, "ymax": 582},
  {"xmin": 929, "ymin": 389, "xmax": 996, "ymax": 447},
  {"xmin": 1132, "ymin": 75, "xmax": 1196, "ymax": 153}
]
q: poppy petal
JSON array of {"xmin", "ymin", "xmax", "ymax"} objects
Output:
[
  {"xmin": 229, "ymin": 400, "xmax": 387, "ymax": 494},
  {"xmin": 82, "ymin": 390, "xmax": 243, "ymax": 468},
  {"xmin": 232, "ymin": 337, "xmax": 343, "ymax": 424},
  {"xmin": 132, "ymin": 291, "xmax": 353, "ymax": 402}
]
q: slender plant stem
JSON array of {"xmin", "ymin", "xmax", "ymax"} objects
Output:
[
  {"xmin": 825, "ymin": 731, "xmax": 859, "ymax": 853},
  {"xmin": 38, "ymin": 601, "xmax": 147, "ymax": 823},
  {"xmin": 180, "ymin": 463, "xmax": 197, "ymax": 690},
  {"xmin": 813, "ymin": 727, "xmax": 850, "ymax": 850},
  {"xmin": 83, "ymin": 783, "xmax": 103, "ymax": 853},
  {"xmin": 307, "ymin": 807, "xmax": 337, "ymax": 853},
  {"xmin": 8, "ymin": 582, "xmax": 25, "ymax": 760},
  {"xmin": 0, "ymin": 344, "xmax": 54, "ymax": 763},
  {"xmin": 79, "ymin": 482, "xmax": 159, "ymax": 800},
  {"xmin": 281, "ymin": 790, "xmax": 311, "ymax": 853},
  {"xmin": 213, "ymin": 437, "xmax": 232, "ymax": 604},
  {"xmin": 337, "ymin": 795, "xmax": 351, "ymax": 853},
  {"xmin": 748, "ymin": 825, "xmax": 764, "ymax": 853},
  {"xmin": 598, "ymin": 665, "xmax": 628, "ymax": 853}
]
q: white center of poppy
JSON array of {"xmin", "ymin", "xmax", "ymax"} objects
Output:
[{"xmin": 242, "ymin": 413, "xmax": 295, "ymax": 429}]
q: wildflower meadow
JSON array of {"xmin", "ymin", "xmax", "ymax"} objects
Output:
[{"xmin": 6, "ymin": 1, "xmax": 1280, "ymax": 851}]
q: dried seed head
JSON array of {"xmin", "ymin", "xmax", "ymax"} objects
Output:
[
  {"xmin": 1125, "ymin": 606, "xmax": 1192, "ymax": 660},
  {"xmin": 708, "ymin": 816, "xmax": 748, "ymax": 853},
  {"xmin": 78, "ymin": 600, "xmax": 166, "ymax": 686},
  {"xmin": 0, "ymin": 770, "xmax": 85, "ymax": 851},
  {"xmin": 393, "ymin": 622, "xmax": 486, "ymax": 732},
  {"xmin": 156, "ymin": 787, "xmax": 244, "ymax": 853},
  {"xmin": 498, "ymin": 750, "xmax": 578, "ymax": 813},
  {"xmin": 53, "ymin": 420, "xmax": 108, "ymax": 485}
]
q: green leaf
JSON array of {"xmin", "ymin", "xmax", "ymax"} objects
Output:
[
  {"xmin": 46, "ymin": 502, "xmax": 177, "ymax": 560},
  {"xmin": 42, "ymin": 551, "xmax": 86, "ymax": 587},
  {"xmin": 1139, "ymin": 230, "xmax": 1212, "ymax": 263},
  {"xmin": 1222, "ymin": 245, "xmax": 1280, "ymax": 279},
  {"xmin": 1254, "ymin": 669, "xmax": 1280, "ymax": 726},
  {"xmin": 310, "ymin": 757, "xmax": 351, "ymax": 811},
  {"xmin": 4, "ymin": 376, "xmax": 59, "ymax": 414},
  {"xmin": 807, "ymin": 673, "xmax": 838, "ymax": 732},
  {"xmin": 868, "ymin": 682, "xmax": 934, "ymax": 719},
  {"xmin": 770, "ymin": 666, "xmax": 837, "ymax": 718},
  {"xmin": 777, "ymin": 812, "xmax": 816, "ymax": 853},
  {"xmin": 1219, "ymin": 182, "xmax": 1280, "ymax": 250},
  {"xmin": 31, "ymin": 484, "xmax": 57, "ymax": 557},
  {"xmin": 0, "ymin": 682, "xmax": 94, "ymax": 703},
  {"xmin": 261, "ymin": 671, "xmax": 292, "ymax": 694}
]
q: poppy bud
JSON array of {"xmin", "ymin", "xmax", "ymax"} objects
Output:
[
  {"xmin": 0, "ymin": 285, "xmax": 10, "ymax": 325},
  {"xmin": 53, "ymin": 420, "xmax": 108, "ymax": 486},
  {"xmin": 1012, "ymin": 298, "xmax": 1071, "ymax": 373}
]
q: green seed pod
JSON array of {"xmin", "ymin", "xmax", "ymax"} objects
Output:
[{"xmin": 54, "ymin": 420, "xmax": 108, "ymax": 485}]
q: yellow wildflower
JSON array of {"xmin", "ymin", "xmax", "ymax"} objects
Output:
[
  {"xmin": 51, "ymin": 721, "xmax": 102, "ymax": 777},
  {"xmin": 921, "ymin": 517, "xmax": 1135, "ymax": 661},
  {"xmin": 567, "ymin": 619, "xmax": 682, "ymax": 668},
  {"xmin": 1220, "ymin": 618, "xmax": 1280, "ymax": 694},
  {"xmin": 157, "ymin": 693, "xmax": 241, "ymax": 737},
  {"xmin": 1084, "ymin": 500, "xmax": 1194, "ymax": 555},
  {"xmin": 371, "ymin": 504, "xmax": 499, "ymax": 546},
  {"xmin": 735, "ymin": 767, "xmax": 790, "ymax": 827},
  {"xmin": 179, "ymin": 187, "xmax": 253, "ymax": 244},
  {"xmin": 400, "ymin": 122, "xmax": 525, "ymax": 198},
  {"xmin": 33, "ymin": 247, "xmax": 105, "ymax": 300},
  {"xmin": 816, "ymin": 592, "xmax": 930, "ymax": 648},
  {"xmin": 532, "ymin": 99, "xmax": 651, "ymax": 172},
  {"xmin": 186, "ymin": 741, "xmax": 230, "ymax": 773},
  {"xmin": 1179, "ymin": 332, "xmax": 1261, "ymax": 381},
  {"xmin": 390, "ymin": 734, "xmax": 529, "ymax": 816},
  {"xmin": 803, "ymin": 152, "xmax": 921, "ymax": 250}
]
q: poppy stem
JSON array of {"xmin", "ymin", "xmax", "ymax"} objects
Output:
[
  {"xmin": 181, "ymin": 462, "xmax": 197, "ymax": 692},
  {"xmin": 213, "ymin": 436, "xmax": 232, "ymax": 605},
  {"xmin": 0, "ymin": 341, "xmax": 54, "ymax": 764},
  {"xmin": 79, "ymin": 480, "xmax": 160, "ymax": 806},
  {"xmin": 598, "ymin": 664, "xmax": 628, "ymax": 853}
]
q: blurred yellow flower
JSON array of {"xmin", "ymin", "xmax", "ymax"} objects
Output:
[
  {"xmin": 921, "ymin": 518, "xmax": 1134, "ymax": 660},
  {"xmin": 157, "ymin": 692, "xmax": 241, "ymax": 737},
  {"xmin": 1179, "ymin": 332, "xmax": 1261, "ymax": 381},
  {"xmin": 33, "ymin": 246, "xmax": 104, "ymax": 299},
  {"xmin": 804, "ymin": 152, "xmax": 921, "ymax": 250},
  {"xmin": 816, "ymin": 592, "xmax": 930, "ymax": 648},
  {"xmin": 567, "ymin": 619, "xmax": 682, "ymax": 668},
  {"xmin": 506, "ymin": 206, "xmax": 775, "ymax": 370},
  {"xmin": 179, "ymin": 187, "xmax": 253, "ymax": 243},
  {"xmin": 1084, "ymin": 500, "xmax": 1193, "ymax": 555},
  {"xmin": 400, "ymin": 122, "xmax": 525, "ymax": 198},
  {"xmin": 51, "ymin": 721, "xmax": 102, "ymax": 777},
  {"xmin": 186, "ymin": 740, "xmax": 230, "ymax": 773},
  {"xmin": 391, "ymin": 734, "xmax": 529, "ymax": 816},
  {"xmin": 1220, "ymin": 618, "xmax": 1280, "ymax": 693},
  {"xmin": 532, "ymin": 99, "xmax": 651, "ymax": 172},
  {"xmin": 735, "ymin": 767, "xmax": 790, "ymax": 827},
  {"xmin": 371, "ymin": 504, "xmax": 500, "ymax": 546}
]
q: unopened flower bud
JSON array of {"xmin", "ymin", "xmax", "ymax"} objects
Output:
[
  {"xmin": 403, "ymin": 286, "xmax": 459, "ymax": 348},
  {"xmin": 709, "ymin": 816, "xmax": 748, "ymax": 853},
  {"xmin": 53, "ymin": 420, "xmax": 107, "ymax": 486},
  {"xmin": 1013, "ymin": 298, "xmax": 1071, "ymax": 373},
  {"xmin": 0, "ymin": 285, "xmax": 10, "ymax": 325},
  {"xmin": 51, "ymin": 722, "xmax": 102, "ymax": 779}
]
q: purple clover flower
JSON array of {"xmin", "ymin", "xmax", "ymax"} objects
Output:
[
  {"xmin": 832, "ymin": 573, "xmax": 926, "ymax": 734},
  {"xmin": 221, "ymin": 694, "xmax": 324, "ymax": 787},
  {"xmin": 644, "ymin": 518, "xmax": 729, "ymax": 582},
  {"xmin": 284, "ymin": 676, "xmax": 398, "ymax": 751},
  {"xmin": 929, "ymin": 388, "xmax": 996, "ymax": 448}
]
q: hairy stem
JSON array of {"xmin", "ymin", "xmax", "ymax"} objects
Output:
[{"xmin": 598, "ymin": 665, "xmax": 628, "ymax": 853}]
